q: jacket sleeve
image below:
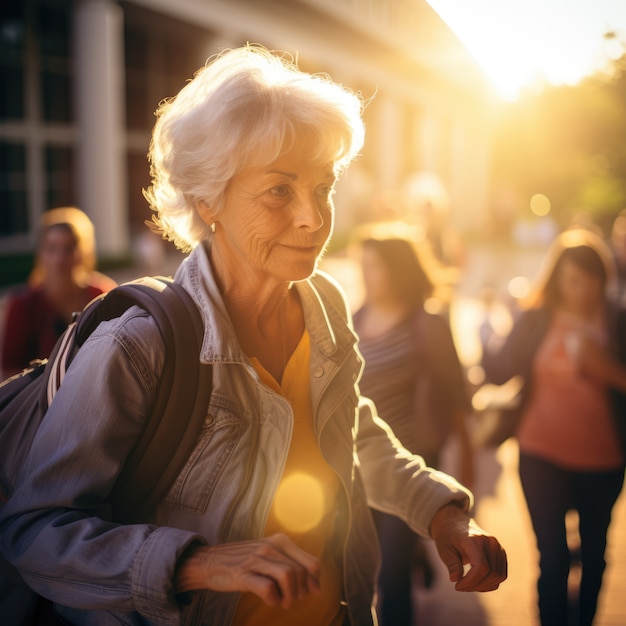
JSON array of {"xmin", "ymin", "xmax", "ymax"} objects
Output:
[
  {"xmin": 312, "ymin": 271, "xmax": 472, "ymax": 536},
  {"xmin": 0, "ymin": 309, "xmax": 206, "ymax": 625},
  {"xmin": 355, "ymin": 395, "xmax": 472, "ymax": 537},
  {"xmin": 481, "ymin": 308, "xmax": 548, "ymax": 385}
]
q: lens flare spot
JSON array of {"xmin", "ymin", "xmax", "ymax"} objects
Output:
[
  {"xmin": 508, "ymin": 275, "xmax": 530, "ymax": 300},
  {"xmin": 273, "ymin": 472, "xmax": 325, "ymax": 534},
  {"xmin": 530, "ymin": 193, "xmax": 551, "ymax": 217}
]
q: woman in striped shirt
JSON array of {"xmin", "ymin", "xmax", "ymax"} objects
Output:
[{"xmin": 352, "ymin": 222, "xmax": 474, "ymax": 626}]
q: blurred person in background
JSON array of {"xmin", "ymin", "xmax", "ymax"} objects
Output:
[
  {"xmin": 402, "ymin": 173, "xmax": 466, "ymax": 304},
  {"xmin": 610, "ymin": 208, "xmax": 626, "ymax": 307},
  {"xmin": 1, "ymin": 206, "xmax": 116, "ymax": 377},
  {"xmin": 352, "ymin": 222, "xmax": 474, "ymax": 626},
  {"xmin": 482, "ymin": 227, "xmax": 626, "ymax": 626}
]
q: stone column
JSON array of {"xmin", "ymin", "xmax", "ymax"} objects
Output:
[{"xmin": 73, "ymin": 0, "xmax": 128, "ymax": 260}]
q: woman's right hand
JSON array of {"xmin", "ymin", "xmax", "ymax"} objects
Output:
[
  {"xmin": 578, "ymin": 335, "xmax": 626, "ymax": 391},
  {"xmin": 173, "ymin": 534, "xmax": 321, "ymax": 609}
]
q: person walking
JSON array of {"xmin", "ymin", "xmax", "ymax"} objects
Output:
[
  {"xmin": 352, "ymin": 222, "xmax": 474, "ymax": 626},
  {"xmin": 1, "ymin": 45, "xmax": 506, "ymax": 626},
  {"xmin": 482, "ymin": 227, "xmax": 626, "ymax": 626}
]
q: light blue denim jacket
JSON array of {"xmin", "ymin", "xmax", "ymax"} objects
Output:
[{"xmin": 0, "ymin": 242, "xmax": 471, "ymax": 625}]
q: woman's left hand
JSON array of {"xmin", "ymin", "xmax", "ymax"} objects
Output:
[{"xmin": 429, "ymin": 503, "xmax": 508, "ymax": 592}]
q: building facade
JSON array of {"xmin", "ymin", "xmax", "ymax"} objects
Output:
[{"xmin": 0, "ymin": 0, "xmax": 494, "ymax": 283}]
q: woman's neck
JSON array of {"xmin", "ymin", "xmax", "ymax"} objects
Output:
[
  {"xmin": 224, "ymin": 282, "xmax": 304, "ymax": 383},
  {"xmin": 43, "ymin": 271, "xmax": 79, "ymax": 290},
  {"xmin": 555, "ymin": 301, "xmax": 604, "ymax": 325},
  {"xmin": 41, "ymin": 273, "xmax": 89, "ymax": 323},
  {"xmin": 207, "ymin": 243, "xmax": 305, "ymax": 381}
]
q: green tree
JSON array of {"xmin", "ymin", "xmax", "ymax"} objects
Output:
[{"xmin": 490, "ymin": 51, "xmax": 626, "ymax": 237}]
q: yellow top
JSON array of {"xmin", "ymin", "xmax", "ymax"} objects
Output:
[{"xmin": 231, "ymin": 330, "xmax": 346, "ymax": 626}]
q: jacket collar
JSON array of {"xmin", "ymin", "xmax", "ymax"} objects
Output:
[{"xmin": 175, "ymin": 241, "xmax": 357, "ymax": 366}]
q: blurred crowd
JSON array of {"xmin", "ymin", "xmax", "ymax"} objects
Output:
[{"xmin": 326, "ymin": 193, "xmax": 626, "ymax": 626}]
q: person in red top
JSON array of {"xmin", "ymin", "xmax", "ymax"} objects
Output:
[
  {"xmin": 1, "ymin": 206, "xmax": 116, "ymax": 377},
  {"xmin": 483, "ymin": 227, "xmax": 626, "ymax": 626}
]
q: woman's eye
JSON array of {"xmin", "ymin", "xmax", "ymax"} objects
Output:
[
  {"xmin": 270, "ymin": 185, "xmax": 289, "ymax": 198},
  {"xmin": 316, "ymin": 185, "xmax": 335, "ymax": 199}
]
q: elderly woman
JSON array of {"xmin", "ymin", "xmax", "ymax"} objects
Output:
[{"xmin": 0, "ymin": 46, "xmax": 506, "ymax": 626}]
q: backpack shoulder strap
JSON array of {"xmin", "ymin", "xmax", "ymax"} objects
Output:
[
  {"xmin": 59, "ymin": 276, "xmax": 211, "ymax": 521},
  {"xmin": 2, "ymin": 277, "xmax": 211, "ymax": 523},
  {"xmin": 97, "ymin": 277, "xmax": 213, "ymax": 522}
]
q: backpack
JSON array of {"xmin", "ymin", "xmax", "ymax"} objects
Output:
[{"xmin": 0, "ymin": 275, "xmax": 213, "ymax": 522}]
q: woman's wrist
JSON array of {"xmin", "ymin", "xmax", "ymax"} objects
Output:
[
  {"xmin": 174, "ymin": 543, "xmax": 210, "ymax": 593},
  {"xmin": 429, "ymin": 500, "xmax": 470, "ymax": 541}
]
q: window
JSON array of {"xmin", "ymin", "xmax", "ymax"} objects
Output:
[
  {"xmin": 38, "ymin": 0, "xmax": 72, "ymax": 122},
  {"xmin": 125, "ymin": 28, "xmax": 151, "ymax": 129},
  {"xmin": 0, "ymin": 141, "xmax": 28, "ymax": 236},
  {"xmin": 0, "ymin": 4, "xmax": 26, "ymax": 121}
]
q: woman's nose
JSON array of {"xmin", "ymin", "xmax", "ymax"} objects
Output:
[{"xmin": 293, "ymin": 193, "xmax": 325, "ymax": 231}]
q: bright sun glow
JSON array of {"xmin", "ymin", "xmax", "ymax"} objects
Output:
[{"xmin": 427, "ymin": 0, "xmax": 626, "ymax": 100}]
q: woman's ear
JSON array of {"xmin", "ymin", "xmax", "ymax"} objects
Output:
[{"xmin": 196, "ymin": 200, "xmax": 216, "ymax": 226}]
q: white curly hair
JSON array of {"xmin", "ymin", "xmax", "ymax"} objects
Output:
[{"xmin": 144, "ymin": 44, "xmax": 365, "ymax": 252}]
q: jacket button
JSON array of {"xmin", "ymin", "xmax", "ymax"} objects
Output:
[{"xmin": 313, "ymin": 366, "xmax": 324, "ymax": 378}]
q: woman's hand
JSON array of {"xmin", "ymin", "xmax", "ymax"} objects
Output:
[
  {"xmin": 430, "ymin": 503, "xmax": 508, "ymax": 592},
  {"xmin": 174, "ymin": 534, "xmax": 321, "ymax": 609},
  {"xmin": 578, "ymin": 336, "xmax": 626, "ymax": 391}
]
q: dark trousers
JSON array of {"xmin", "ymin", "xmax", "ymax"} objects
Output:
[
  {"xmin": 371, "ymin": 509, "xmax": 417, "ymax": 626},
  {"xmin": 519, "ymin": 452, "xmax": 624, "ymax": 626}
]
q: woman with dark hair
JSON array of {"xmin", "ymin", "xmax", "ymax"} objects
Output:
[
  {"xmin": 352, "ymin": 222, "xmax": 474, "ymax": 626},
  {"xmin": 482, "ymin": 227, "xmax": 626, "ymax": 626}
]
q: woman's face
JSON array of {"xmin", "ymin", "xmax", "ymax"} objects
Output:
[
  {"xmin": 204, "ymin": 141, "xmax": 336, "ymax": 287},
  {"xmin": 557, "ymin": 257, "xmax": 604, "ymax": 314},
  {"xmin": 38, "ymin": 226, "xmax": 80, "ymax": 278},
  {"xmin": 361, "ymin": 245, "xmax": 394, "ymax": 304}
]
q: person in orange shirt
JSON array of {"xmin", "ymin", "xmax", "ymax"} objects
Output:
[{"xmin": 483, "ymin": 227, "xmax": 626, "ymax": 626}]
